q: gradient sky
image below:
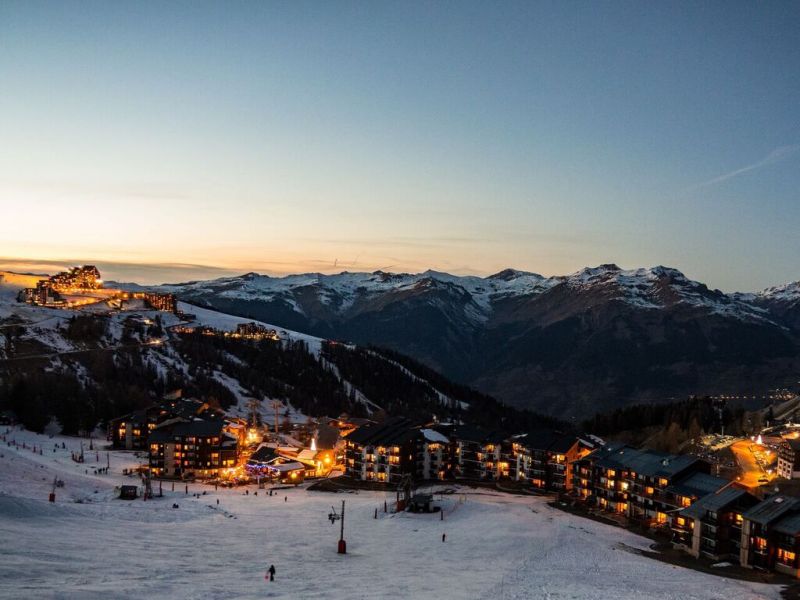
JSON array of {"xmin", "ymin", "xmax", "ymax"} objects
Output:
[{"xmin": 1, "ymin": 2, "xmax": 799, "ymax": 289}]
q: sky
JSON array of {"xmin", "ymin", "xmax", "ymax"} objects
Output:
[{"xmin": 1, "ymin": 2, "xmax": 799, "ymax": 290}]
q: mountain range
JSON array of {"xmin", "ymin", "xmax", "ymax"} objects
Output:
[{"xmin": 126, "ymin": 264, "xmax": 800, "ymax": 417}]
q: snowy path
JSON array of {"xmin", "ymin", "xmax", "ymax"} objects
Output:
[{"xmin": 0, "ymin": 427, "xmax": 782, "ymax": 600}]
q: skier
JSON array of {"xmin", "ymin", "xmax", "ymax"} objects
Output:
[
  {"xmin": 266, "ymin": 564, "xmax": 276, "ymax": 582},
  {"xmin": 442, "ymin": 533, "xmax": 446, "ymax": 543}
]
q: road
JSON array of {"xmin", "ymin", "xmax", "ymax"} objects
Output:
[
  {"xmin": 730, "ymin": 439, "xmax": 775, "ymax": 490},
  {"xmin": 0, "ymin": 338, "xmax": 164, "ymax": 363}
]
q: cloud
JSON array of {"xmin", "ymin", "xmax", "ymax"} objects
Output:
[{"xmin": 688, "ymin": 145, "xmax": 800, "ymax": 190}]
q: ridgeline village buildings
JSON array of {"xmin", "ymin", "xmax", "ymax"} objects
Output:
[
  {"xmin": 18, "ymin": 265, "xmax": 102, "ymax": 306},
  {"xmin": 16, "ymin": 265, "xmax": 180, "ymax": 314},
  {"xmin": 169, "ymin": 322, "xmax": 280, "ymax": 341}
]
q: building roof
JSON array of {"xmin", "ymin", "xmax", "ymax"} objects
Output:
[
  {"xmin": 271, "ymin": 461, "xmax": 304, "ymax": 473},
  {"xmin": 773, "ymin": 512, "xmax": 800, "ymax": 536},
  {"xmin": 595, "ymin": 446, "xmax": 700, "ymax": 479},
  {"xmin": 784, "ymin": 438, "xmax": 800, "ymax": 452},
  {"xmin": 347, "ymin": 417, "xmax": 422, "ymax": 447},
  {"xmin": 668, "ymin": 472, "xmax": 729, "ymax": 499},
  {"xmin": 150, "ymin": 418, "xmax": 226, "ymax": 442},
  {"xmin": 421, "ymin": 429, "xmax": 450, "ymax": 444},
  {"xmin": 681, "ymin": 487, "xmax": 752, "ymax": 520},
  {"xmin": 248, "ymin": 445, "xmax": 280, "ymax": 465},
  {"xmin": 743, "ymin": 495, "xmax": 800, "ymax": 526}
]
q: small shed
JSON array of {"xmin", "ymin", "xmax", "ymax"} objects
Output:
[
  {"xmin": 119, "ymin": 485, "xmax": 138, "ymax": 500},
  {"xmin": 408, "ymin": 493, "xmax": 435, "ymax": 513}
]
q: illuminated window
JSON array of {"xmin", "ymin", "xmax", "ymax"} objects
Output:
[
  {"xmin": 681, "ymin": 496, "xmax": 691, "ymax": 507},
  {"xmin": 778, "ymin": 549, "xmax": 796, "ymax": 564},
  {"xmin": 646, "ymin": 486, "xmax": 654, "ymax": 495},
  {"xmin": 656, "ymin": 512, "xmax": 667, "ymax": 524},
  {"xmin": 658, "ymin": 478, "xmax": 668, "ymax": 487}
]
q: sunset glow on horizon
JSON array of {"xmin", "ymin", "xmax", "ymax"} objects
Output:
[{"xmin": 2, "ymin": 3, "xmax": 799, "ymax": 289}]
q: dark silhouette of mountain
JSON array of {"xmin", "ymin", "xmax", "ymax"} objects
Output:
[{"xmin": 144, "ymin": 265, "xmax": 800, "ymax": 417}]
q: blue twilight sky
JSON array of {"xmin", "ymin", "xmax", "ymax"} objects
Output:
[{"xmin": 0, "ymin": 1, "xmax": 799, "ymax": 289}]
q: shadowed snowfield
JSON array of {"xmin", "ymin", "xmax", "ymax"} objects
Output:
[{"xmin": 0, "ymin": 427, "xmax": 780, "ymax": 599}]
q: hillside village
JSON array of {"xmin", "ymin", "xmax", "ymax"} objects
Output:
[{"xmin": 4, "ymin": 266, "xmax": 800, "ymax": 593}]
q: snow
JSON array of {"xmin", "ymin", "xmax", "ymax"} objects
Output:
[
  {"xmin": 151, "ymin": 265, "xmax": 783, "ymax": 327},
  {"xmin": 420, "ymin": 429, "xmax": 450, "ymax": 443},
  {"xmin": 0, "ymin": 426, "xmax": 783, "ymax": 600},
  {"xmin": 179, "ymin": 301, "xmax": 324, "ymax": 356},
  {"xmin": 758, "ymin": 281, "xmax": 800, "ymax": 303}
]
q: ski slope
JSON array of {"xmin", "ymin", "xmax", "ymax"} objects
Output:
[{"xmin": 0, "ymin": 427, "xmax": 781, "ymax": 600}]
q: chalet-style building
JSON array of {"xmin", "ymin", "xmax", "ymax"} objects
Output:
[
  {"xmin": 450, "ymin": 426, "xmax": 506, "ymax": 481},
  {"xmin": 110, "ymin": 397, "xmax": 220, "ymax": 450},
  {"xmin": 512, "ymin": 431, "xmax": 596, "ymax": 492},
  {"xmin": 778, "ymin": 438, "xmax": 800, "ymax": 480},
  {"xmin": 418, "ymin": 428, "xmax": 452, "ymax": 481},
  {"xmin": 148, "ymin": 418, "xmax": 238, "ymax": 479},
  {"xmin": 673, "ymin": 486, "xmax": 759, "ymax": 560},
  {"xmin": 110, "ymin": 408, "xmax": 150, "ymax": 450},
  {"xmin": 343, "ymin": 420, "xmax": 598, "ymax": 490},
  {"xmin": 246, "ymin": 445, "xmax": 306, "ymax": 482},
  {"xmin": 345, "ymin": 417, "xmax": 421, "ymax": 484},
  {"xmin": 740, "ymin": 494, "xmax": 800, "ymax": 576},
  {"xmin": 572, "ymin": 444, "xmax": 724, "ymax": 526}
]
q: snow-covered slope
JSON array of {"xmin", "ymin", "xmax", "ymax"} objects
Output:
[{"xmin": 0, "ymin": 426, "xmax": 783, "ymax": 600}]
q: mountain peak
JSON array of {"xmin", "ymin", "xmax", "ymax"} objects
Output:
[
  {"xmin": 487, "ymin": 268, "xmax": 539, "ymax": 281},
  {"xmin": 760, "ymin": 280, "xmax": 800, "ymax": 303}
]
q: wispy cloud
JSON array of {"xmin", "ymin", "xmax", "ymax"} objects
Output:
[{"xmin": 688, "ymin": 145, "xmax": 800, "ymax": 190}]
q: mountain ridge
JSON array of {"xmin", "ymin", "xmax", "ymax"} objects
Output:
[{"xmin": 87, "ymin": 264, "xmax": 800, "ymax": 417}]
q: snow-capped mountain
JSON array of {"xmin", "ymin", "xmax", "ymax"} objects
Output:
[
  {"xmin": 153, "ymin": 264, "xmax": 779, "ymax": 324},
  {"xmin": 142, "ymin": 264, "xmax": 800, "ymax": 417}
]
